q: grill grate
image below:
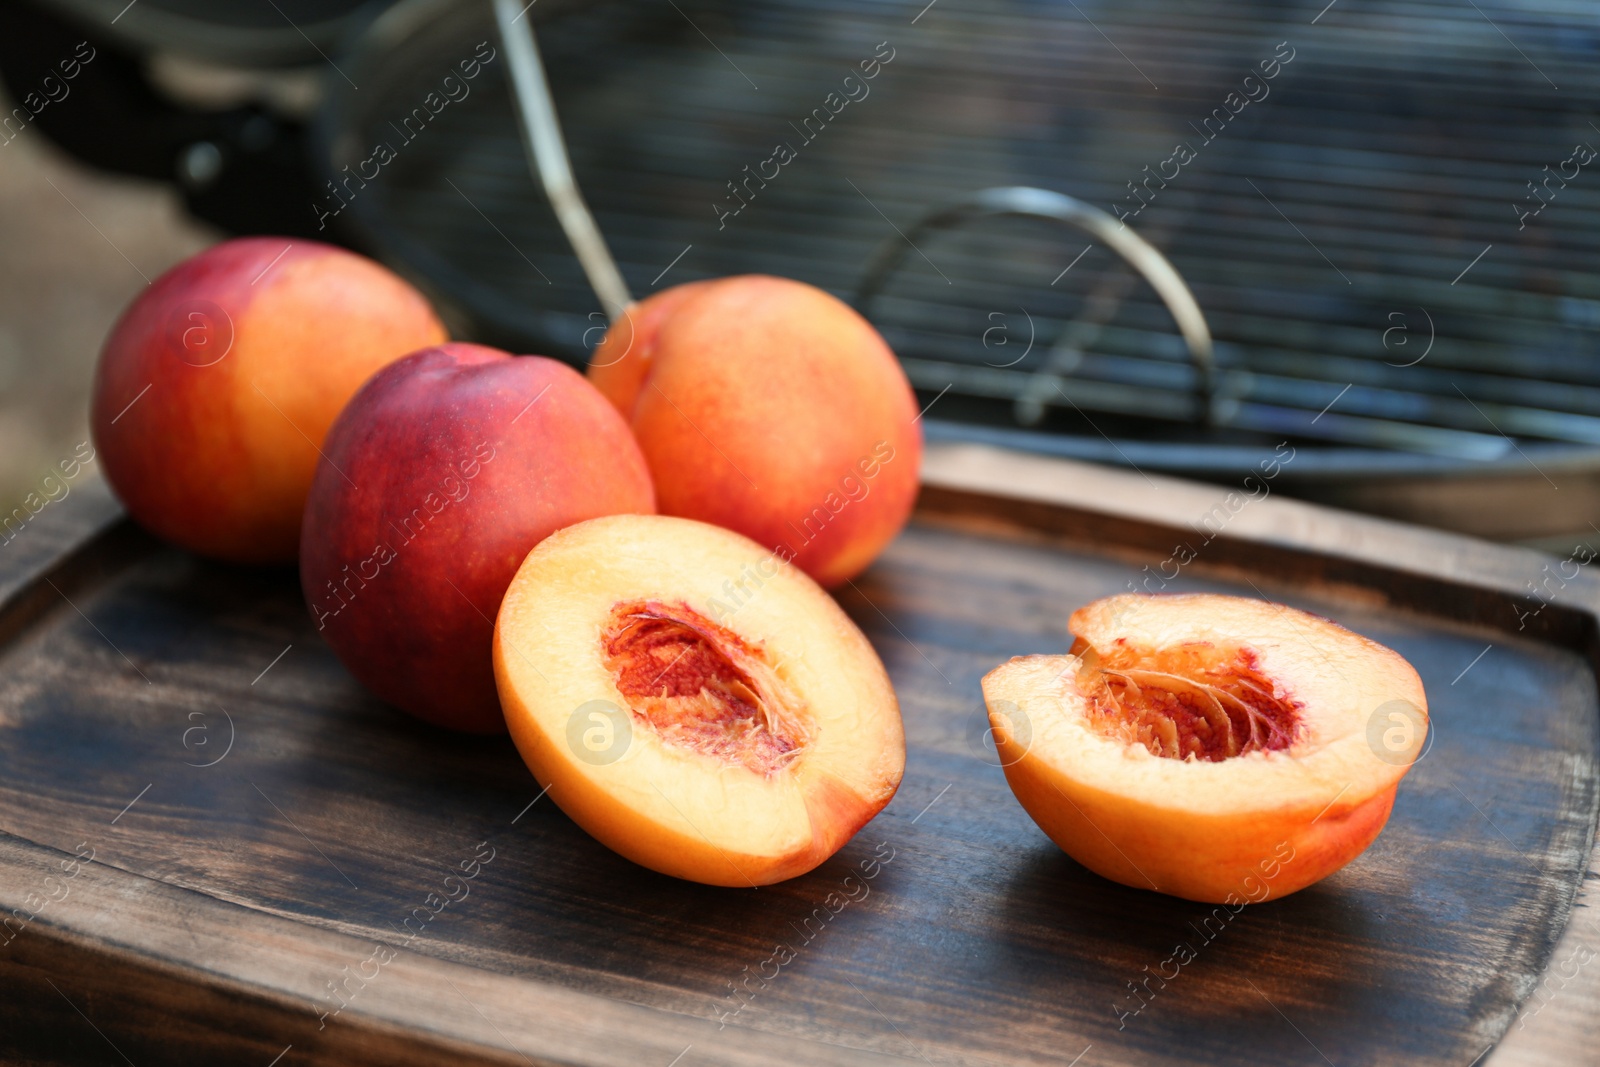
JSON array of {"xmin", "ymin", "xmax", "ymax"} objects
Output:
[{"xmin": 318, "ymin": 0, "xmax": 1600, "ymax": 477}]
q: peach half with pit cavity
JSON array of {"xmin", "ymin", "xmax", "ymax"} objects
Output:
[
  {"xmin": 982, "ymin": 593, "xmax": 1427, "ymax": 903},
  {"xmin": 493, "ymin": 514, "xmax": 905, "ymax": 886}
]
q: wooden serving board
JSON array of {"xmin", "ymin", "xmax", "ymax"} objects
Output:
[{"xmin": 1, "ymin": 444, "xmax": 1597, "ymax": 1067}]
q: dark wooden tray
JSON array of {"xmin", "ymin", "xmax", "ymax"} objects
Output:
[{"xmin": 2, "ymin": 444, "xmax": 1597, "ymax": 1067}]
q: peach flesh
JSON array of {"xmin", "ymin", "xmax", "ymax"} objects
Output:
[
  {"xmin": 1077, "ymin": 639, "xmax": 1302, "ymax": 762},
  {"xmin": 602, "ymin": 600, "xmax": 809, "ymax": 775},
  {"xmin": 983, "ymin": 593, "xmax": 1428, "ymax": 903},
  {"xmin": 493, "ymin": 514, "xmax": 905, "ymax": 885}
]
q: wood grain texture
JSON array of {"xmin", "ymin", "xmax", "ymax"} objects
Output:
[
  {"xmin": 0, "ymin": 447, "xmax": 1595, "ymax": 1066},
  {"xmin": 918, "ymin": 445, "xmax": 1600, "ymax": 1067}
]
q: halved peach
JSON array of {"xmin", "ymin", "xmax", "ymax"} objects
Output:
[
  {"xmin": 982, "ymin": 593, "xmax": 1427, "ymax": 903},
  {"xmin": 493, "ymin": 514, "xmax": 904, "ymax": 886}
]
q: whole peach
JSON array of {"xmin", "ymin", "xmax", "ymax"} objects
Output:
[
  {"xmin": 91, "ymin": 237, "xmax": 447, "ymax": 563},
  {"xmin": 589, "ymin": 275, "xmax": 921, "ymax": 586},
  {"xmin": 300, "ymin": 343, "xmax": 656, "ymax": 733}
]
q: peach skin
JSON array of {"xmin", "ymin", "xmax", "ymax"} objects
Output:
[
  {"xmin": 91, "ymin": 237, "xmax": 447, "ymax": 563},
  {"xmin": 589, "ymin": 275, "xmax": 921, "ymax": 587},
  {"xmin": 300, "ymin": 343, "xmax": 655, "ymax": 733}
]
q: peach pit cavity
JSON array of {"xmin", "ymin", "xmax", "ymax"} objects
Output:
[
  {"xmin": 602, "ymin": 599, "xmax": 809, "ymax": 774},
  {"xmin": 1074, "ymin": 639, "xmax": 1301, "ymax": 761}
]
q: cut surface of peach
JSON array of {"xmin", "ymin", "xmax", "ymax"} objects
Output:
[
  {"xmin": 494, "ymin": 514, "xmax": 904, "ymax": 886},
  {"xmin": 982, "ymin": 593, "xmax": 1428, "ymax": 903}
]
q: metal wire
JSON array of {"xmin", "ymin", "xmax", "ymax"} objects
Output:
[
  {"xmin": 855, "ymin": 186, "xmax": 1216, "ymax": 427},
  {"xmin": 492, "ymin": 0, "xmax": 632, "ymax": 319}
]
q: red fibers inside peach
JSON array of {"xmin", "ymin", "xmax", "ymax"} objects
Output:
[
  {"xmin": 1074, "ymin": 639, "xmax": 1301, "ymax": 761},
  {"xmin": 602, "ymin": 600, "xmax": 808, "ymax": 774}
]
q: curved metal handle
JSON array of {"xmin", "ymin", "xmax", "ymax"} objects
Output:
[
  {"xmin": 493, "ymin": 0, "xmax": 633, "ymax": 319},
  {"xmin": 855, "ymin": 185, "xmax": 1215, "ymax": 425}
]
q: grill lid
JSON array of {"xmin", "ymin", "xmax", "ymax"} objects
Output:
[{"xmin": 313, "ymin": 0, "xmax": 1600, "ymax": 492}]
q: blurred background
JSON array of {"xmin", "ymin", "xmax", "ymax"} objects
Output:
[{"xmin": 3, "ymin": 0, "xmax": 1599, "ymax": 552}]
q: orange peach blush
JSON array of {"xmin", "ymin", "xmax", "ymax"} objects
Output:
[
  {"xmin": 982, "ymin": 593, "xmax": 1427, "ymax": 904},
  {"xmin": 588, "ymin": 275, "xmax": 921, "ymax": 588},
  {"xmin": 92, "ymin": 237, "xmax": 447, "ymax": 563},
  {"xmin": 494, "ymin": 514, "xmax": 904, "ymax": 886}
]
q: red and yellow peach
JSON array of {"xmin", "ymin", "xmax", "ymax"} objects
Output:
[
  {"xmin": 589, "ymin": 275, "xmax": 921, "ymax": 587},
  {"xmin": 91, "ymin": 237, "xmax": 448, "ymax": 563},
  {"xmin": 300, "ymin": 343, "xmax": 655, "ymax": 733}
]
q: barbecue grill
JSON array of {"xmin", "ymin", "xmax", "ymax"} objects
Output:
[{"xmin": 12, "ymin": 0, "xmax": 1600, "ymax": 541}]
